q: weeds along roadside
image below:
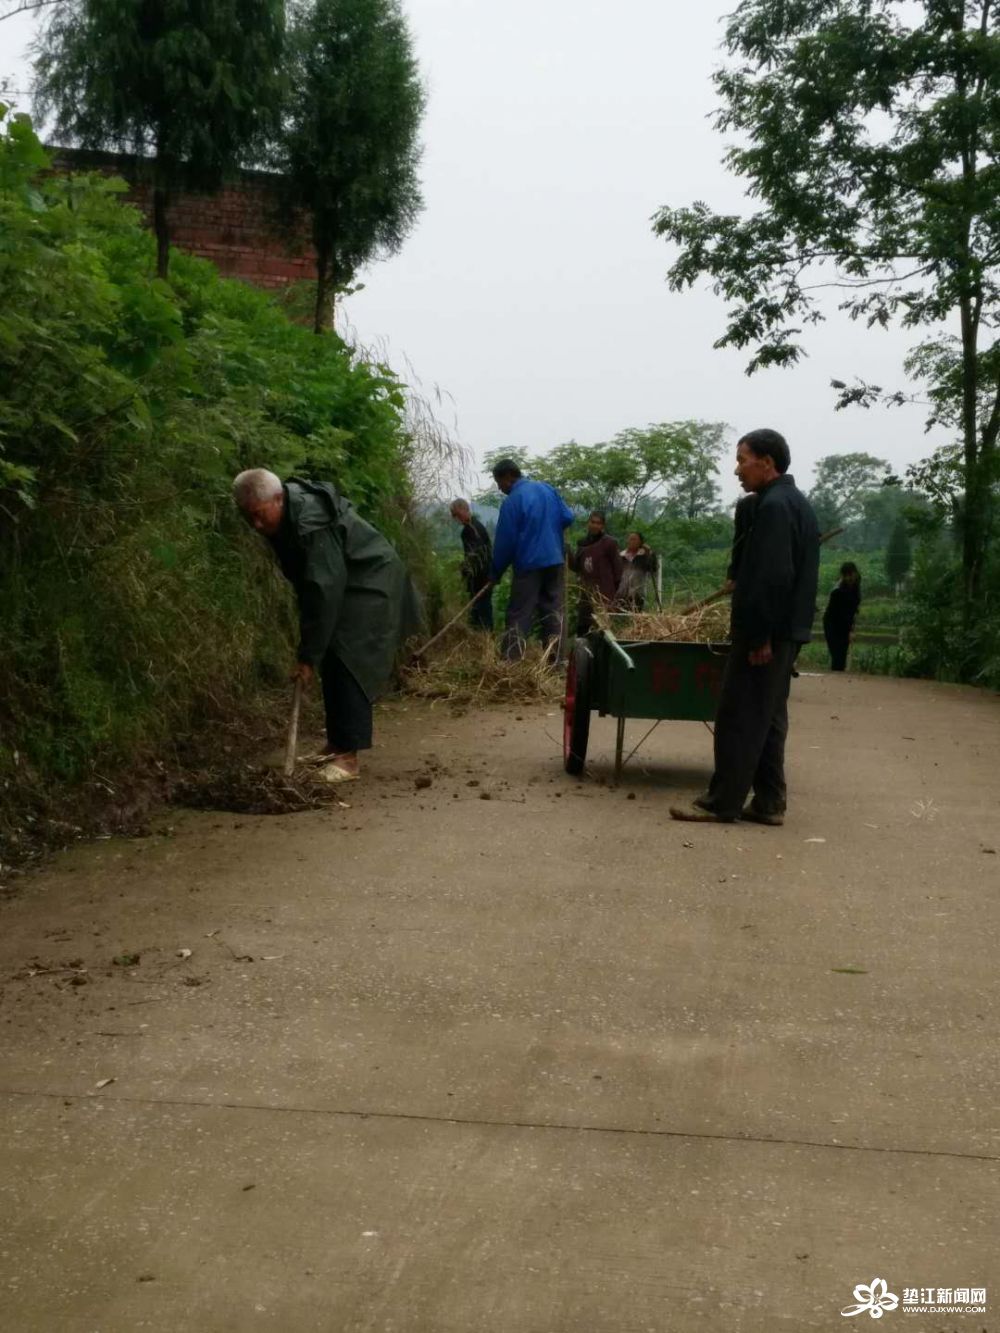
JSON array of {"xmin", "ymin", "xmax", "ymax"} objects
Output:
[{"xmin": 0, "ymin": 110, "xmax": 440, "ymax": 872}]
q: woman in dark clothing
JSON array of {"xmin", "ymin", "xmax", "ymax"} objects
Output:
[
  {"xmin": 823, "ymin": 562, "xmax": 862, "ymax": 671},
  {"xmin": 570, "ymin": 511, "xmax": 623, "ymax": 635}
]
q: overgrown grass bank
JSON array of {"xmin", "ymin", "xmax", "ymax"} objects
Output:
[{"xmin": 0, "ymin": 108, "xmax": 422, "ymax": 841}]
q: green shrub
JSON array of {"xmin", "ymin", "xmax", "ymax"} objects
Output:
[
  {"xmin": 894, "ymin": 533, "xmax": 1000, "ymax": 689},
  {"xmin": 0, "ymin": 107, "xmax": 419, "ymax": 791}
]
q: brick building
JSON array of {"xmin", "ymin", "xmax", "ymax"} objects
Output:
[{"xmin": 50, "ymin": 147, "xmax": 316, "ymax": 289}]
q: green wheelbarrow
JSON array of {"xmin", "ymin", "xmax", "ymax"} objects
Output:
[{"xmin": 563, "ymin": 627, "xmax": 729, "ymax": 779}]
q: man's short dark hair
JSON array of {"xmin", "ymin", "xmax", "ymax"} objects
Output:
[
  {"xmin": 738, "ymin": 428, "xmax": 790, "ymax": 475},
  {"xmin": 491, "ymin": 459, "xmax": 523, "ymax": 482},
  {"xmin": 589, "ymin": 510, "xmax": 606, "ymax": 523}
]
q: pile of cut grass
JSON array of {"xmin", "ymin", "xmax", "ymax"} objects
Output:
[
  {"xmin": 594, "ymin": 601, "xmax": 731, "ymax": 643},
  {"xmin": 403, "ymin": 631, "xmax": 563, "ymax": 706}
]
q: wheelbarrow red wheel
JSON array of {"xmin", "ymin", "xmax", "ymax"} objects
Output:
[{"xmin": 564, "ymin": 640, "xmax": 592, "ymax": 775}]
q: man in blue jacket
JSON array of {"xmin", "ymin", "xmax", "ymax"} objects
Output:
[{"xmin": 488, "ymin": 459, "xmax": 574, "ymax": 660}]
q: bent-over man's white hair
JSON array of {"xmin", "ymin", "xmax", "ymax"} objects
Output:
[{"xmin": 233, "ymin": 468, "xmax": 283, "ymax": 506}]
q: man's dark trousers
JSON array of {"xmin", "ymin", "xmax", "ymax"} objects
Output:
[
  {"xmin": 502, "ymin": 565, "xmax": 563, "ymax": 660},
  {"xmin": 702, "ymin": 636, "xmax": 797, "ymax": 820},
  {"xmin": 469, "ymin": 584, "xmax": 494, "ymax": 632},
  {"xmin": 320, "ymin": 650, "xmax": 373, "ymax": 752}
]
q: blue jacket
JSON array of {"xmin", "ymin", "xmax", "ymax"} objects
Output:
[{"xmin": 490, "ymin": 478, "xmax": 574, "ymax": 579}]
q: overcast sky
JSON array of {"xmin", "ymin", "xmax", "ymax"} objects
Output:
[{"xmin": 2, "ymin": 0, "xmax": 944, "ymax": 501}]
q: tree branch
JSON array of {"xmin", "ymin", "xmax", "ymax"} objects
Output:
[
  {"xmin": 800, "ymin": 266, "xmax": 931, "ymax": 293},
  {"xmin": 0, "ymin": 0, "xmax": 62, "ymax": 21},
  {"xmin": 981, "ymin": 369, "xmax": 1000, "ymax": 455}
]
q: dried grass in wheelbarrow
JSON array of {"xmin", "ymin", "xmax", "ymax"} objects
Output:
[
  {"xmin": 171, "ymin": 762, "xmax": 337, "ymax": 815},
  {"xmin": 402, "ymin": 630, "xmax": 563, "ymax": 706},
  {"xmin": 594, "ymin": 601, "xmax": 731, "ymax": 644}
]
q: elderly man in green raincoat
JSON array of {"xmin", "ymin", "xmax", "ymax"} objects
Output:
[{"xmin": 234, "ymin": 469, "xmax": 421, "ymax": 781}]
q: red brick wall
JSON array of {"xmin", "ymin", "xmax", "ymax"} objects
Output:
[{"xmin": 49, "ymin": 148, "xmax": 316, "ymax": 289}]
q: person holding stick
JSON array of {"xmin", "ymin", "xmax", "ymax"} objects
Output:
[
  {"xmin": 488, "ymin": 459, "xmax": 574, "ymax": 661},
  {"xmin": 724, "ymin": 490, "xmax": 808, "ymax": 679},
  {"xmin": 670, "ymin": 429, "xmax": 819, "ymax": 826},
  {"xmin": 234, "ymin": 469, "xmax": 421, "ymax": 782},
  {"xmin": 450, "ymin": 499, "xmax": 494, "ymax": 632}
]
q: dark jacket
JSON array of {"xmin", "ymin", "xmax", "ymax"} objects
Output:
[
  {"xmin": 727, "ymin": 494, "xmax": 758, "ymax": 584},
  {"xmin": 730, "ymin": 474, "xmax": 819, "ymax": 647},
  {"xmin": 571, "ymin": 532, "xmax": 624, "ymax": 604},
  {"xmin": 459, "ymin": 517, "xmax": 492, "ymax": 592},
  {"xmin": 824, "ymin": 582, "xmax": 861, "ymax": 632},
  {"xmin": 268, "ymin": 478, "xmax": 422, "ymax": 698}
]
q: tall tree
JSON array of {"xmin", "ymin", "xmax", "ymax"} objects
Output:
[
  {"xmin": 653, "ymin": 0, "xmax": 1000, "ymax": 604},
  {"xmin": 886, "ymin": 514, "xmax": 913, "ymax": 592},
  {"xmin": 280, "ymin": 0, "xmax": 424, "ymax": 334},
  {"xmin": 809, "ymin": 452, "xmax": 889, "ymax": 531},
  {"xmin": 857, "ymin": 481, "xmax": 926, "ymax": 551},
  {"xmin": 33, "ymin": 0, "xmax": 284, "ymax": 278},
  {"xmin": 653, "ymin": 419, "xmax": 728, "ymax": 518},
  {"xmin": 483, "ymin": 421, "xmax": 728, "ymax": 521}
]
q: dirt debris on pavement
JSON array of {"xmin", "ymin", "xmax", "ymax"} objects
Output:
[
  {"xmin": 0, "ymin": 689, "xmax": 332, "ymax": 889},
  {"xmin": 0, "ymin": 681, "xmax": 998, "ymax": 1333},
  {"xmin": 170, "ymin": 761, "xmax": 342, "ymax": 816}
]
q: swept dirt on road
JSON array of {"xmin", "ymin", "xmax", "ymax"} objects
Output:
[{"xmin": 1, "ymin": 672, "xmax": 998, "ymax": 1331}]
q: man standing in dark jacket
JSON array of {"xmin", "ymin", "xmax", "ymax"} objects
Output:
[
  {"xmin": 234, "ymin": 469, "xmax": 421, "ymax": 782},
  {"xmin": 724, "ymin": 493, "xmax": 757, "ymax": 591},
  {"xmin": 671, "ymin": 429, "xmax": 819, "ymax": 826},
  {"xmin": 450, "ymin": 499, "xmax": 494, "ymax": 631}
]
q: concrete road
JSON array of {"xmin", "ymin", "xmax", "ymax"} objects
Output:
[{"xmin": 1, "ymin": 672, "xmax": 998, "ymax": 1331}]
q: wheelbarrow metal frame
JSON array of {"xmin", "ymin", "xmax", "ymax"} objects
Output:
[{"xmin": 563, "ymin": 626, "xmax": 729, "ymax": 779}]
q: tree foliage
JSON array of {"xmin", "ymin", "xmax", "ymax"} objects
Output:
[
  {"xmin": 856, "ymin": 480, "xmax": 926, "ymax": 551},
  {"xmin": 654, "ymin": 0, "xmax": 1000, "ymax": 601},
  {"xmin": 32, "ymin": 0, "xmax": 284, "ymax": 276},
  {"xmin": 279, "ymin": 0, "xmax": 424, "ymax": 332},
  {"xmin": 885, "ymin": 513, "xmax": 913, "ymax": 590},
  {"xmin": 809, "ymin": 451, "xmax": 890, "ymax": 530},
  {"xmin": 483, "ymin": 421, "xmax": 729, "ymax": 521}
]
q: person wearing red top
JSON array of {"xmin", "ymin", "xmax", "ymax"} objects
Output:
[{"xmin": 570, "ymin": 511, "xmax": 623, "ymax": 635}]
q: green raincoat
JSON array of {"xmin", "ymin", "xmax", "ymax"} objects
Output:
[{"xmin": 269, "ymin": 478, "xmax": 422, "ymax": 699}]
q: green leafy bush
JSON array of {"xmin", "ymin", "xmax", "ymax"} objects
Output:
[
  {"xmin": 0, "ymin": 107, "xmax": 416, "ymax": 790},
  {"xmin": 894, "ymin": 533, "xmax": 1000, "ymax": 689}
]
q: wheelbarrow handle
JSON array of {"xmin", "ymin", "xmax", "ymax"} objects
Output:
[{"xmin": 601, "ymin": 629, "xmax": 635, "ymax": 671}]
